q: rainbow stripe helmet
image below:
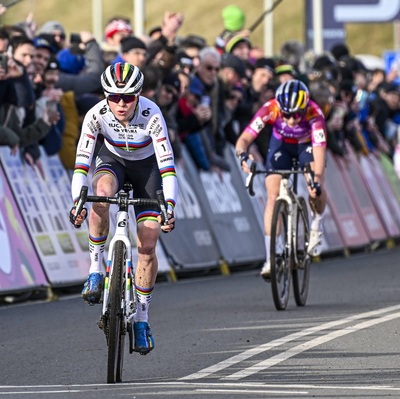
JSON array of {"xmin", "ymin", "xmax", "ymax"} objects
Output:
[{"xmin": 101, "ymin": 62, "xmax": 144, "ymax": 95}]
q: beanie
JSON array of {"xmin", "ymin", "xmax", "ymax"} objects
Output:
[{"xmin": 222, "ymin": 5, "xmax": 245, "ymax": 32}]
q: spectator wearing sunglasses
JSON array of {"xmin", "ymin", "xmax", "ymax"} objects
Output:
[
  {"xmin": 236, "ymin": 79, "xmax": 328, "ymax": 280},
  {"xmin": 70, "ymin": 62, "xmax": 177, "ymax": 355}
]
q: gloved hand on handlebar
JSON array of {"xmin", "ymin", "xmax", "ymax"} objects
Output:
[
  {"xmin": 157, "ymin": 210, "xmax": 175, "ymax": 233},
  {"xmin": 69, "ymin": 206, "xmax": 88, "ymax": 228}
]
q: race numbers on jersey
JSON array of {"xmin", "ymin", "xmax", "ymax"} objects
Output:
[
  {"xmin": 155, "ymin": 137, "xmax": 172, "ymax": 159},
  {"xmin": 250, "ymin": 116, "xmax": 264, "ymax": 133},
  {"xmin": 78, "ymin": 133, "xmax": 96, "ymax": 154},
  {"xmin": 313, "ymin": 128, "xmax": 326, "ymax": 144}
]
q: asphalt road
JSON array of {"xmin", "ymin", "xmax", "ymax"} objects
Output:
[{"xmin": 1, "ymin": 247, "xmax": 400, "ymax": 399}]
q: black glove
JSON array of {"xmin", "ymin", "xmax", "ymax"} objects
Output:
[
  {"xmin": 313, "ymin": 182, "xmax": 322, "ymax": 197},
  {"xmin": 238, "ymin": 152, "xmax": 249, "ymax": 166},
  {"xmin": 69, "ymin": 206, "xmax": 87, "ymax": 228}
]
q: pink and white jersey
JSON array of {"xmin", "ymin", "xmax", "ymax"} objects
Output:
[
  {"xmin": 71, "ymin": 96, "xmax": 178, "ymax": 211},
  {"xmin": 244, "ymin": 99, "xmax": 327, "ymax": 146}
]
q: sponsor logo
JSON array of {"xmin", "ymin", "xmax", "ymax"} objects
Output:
[
  {"xmin": 100, "ymin": 105, "xmax": 108, "ymax": 115},
  {"xmin": 77, "ymin": 154, "xmax": 90, "ymax": 159},
  {"xmin": 142, "ymin": 108, "xmax": 151, "ymax": 117},
  {"xmin": 160, "ymin": 156, "xmax": 173, "ymax": 163}
]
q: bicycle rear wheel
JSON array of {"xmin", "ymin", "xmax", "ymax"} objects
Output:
[
  {"xmin": 107, "ymin": 240, "xmax": 126, "ymax": 383},
  {"xmin": 270, "ymin": 199, "xmax": 291, "ymax": 311},
  {"xmin": 292, "ymin": 197, "xmax": 311, "ymax": 307}
]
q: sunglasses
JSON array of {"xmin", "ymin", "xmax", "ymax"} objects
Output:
[
  {"xmin": 107, "ymin": 94, "xmax": 137, "ymax": 104},
  {"xmin": 282, "ymin": 111, "xmax": 303, "ymax": 119},
  {"xmin": 205, "ymin": 65, "xmax": 220, "ymax": 72}
]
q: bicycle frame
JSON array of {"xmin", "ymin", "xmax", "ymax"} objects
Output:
[
  {"xmin": 277, "ymin": 173, "xmax": 309, "ymax": 267},
  {"xmin": 102, "ymin": 209, "xmax": 136, "ymax": 324}
]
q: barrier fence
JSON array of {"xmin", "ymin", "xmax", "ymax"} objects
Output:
[{"xmin": 1, "ymin": 143, "xmax": 399, "ymax": 295}]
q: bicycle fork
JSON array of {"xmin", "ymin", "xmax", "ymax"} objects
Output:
[
  {"xmin": 101, "ymin": 211, "xmax": 137, "ymax": 337},
  {"xmin": 277, "ymin": 179, "xmax": 296, "ymax": 261}
]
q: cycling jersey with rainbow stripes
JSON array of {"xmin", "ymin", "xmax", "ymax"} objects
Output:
[
  {"xmin": 244, "ymin": 98, "xmax": 327, "ymax": 146},
  {"xmin": 71, "ymin": 96, "xmax": 178, "ymax": 210}
]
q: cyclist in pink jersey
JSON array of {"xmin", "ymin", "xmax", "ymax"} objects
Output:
[{"xmin": 235, "ymin": 79, "xmax": 327, "ymax": 280}]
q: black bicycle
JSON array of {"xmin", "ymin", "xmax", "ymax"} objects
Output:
[
  {"xmin": 73, "ymin": 183, "xmax": 168, "ymax": 383},
  {"xmin": 246, "ymin": 160, "xmax": 316, "ymax": 310}
]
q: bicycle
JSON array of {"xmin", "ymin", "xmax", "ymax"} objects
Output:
[
  {"xmin": 73, "ymin": 183, "xmax": 168, "ymax": 383},
  {"xmin": 246, "ymin": 159, "xmax": 316, "ymax": 311}
]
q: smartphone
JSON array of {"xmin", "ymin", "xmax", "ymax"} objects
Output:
[
  {"xmin": 200, "ymin": 96, "xmax": 210, "ymax": 106},
  {"xmin": 46, "ymin": 100, "xmax": 58, "ymax": 119},
  {"xmin": 0, "ymin": 53, "xmax": 8, "ymax": 73}
]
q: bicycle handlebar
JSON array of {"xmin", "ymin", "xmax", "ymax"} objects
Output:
[
  {"xmin": 245, "ymin": 162, "xmax": 318, "ymax": 197},
  {"xmin": 72, "ymin": 185, "xmax": 169, "ymax": 226}
]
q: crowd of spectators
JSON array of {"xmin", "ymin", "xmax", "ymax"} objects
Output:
[{"xmin": 1, "ymin": 5, "xmax": 400, "ymax": 180}]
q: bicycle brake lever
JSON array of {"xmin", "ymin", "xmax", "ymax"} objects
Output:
[
  {"xmin": 71, "ymin": 186, "xmax": 88, "ymax": 227},
  {"xmin": 245, "ymin": 162, "xmax": 257, "ymax": 197},
  {"xmin": 156, "ymin": 190, "xmax": 168, "ymax": 225},
  {"xmin": 304, "ymin": 164, "xmax": 315, "ymax": 190}
]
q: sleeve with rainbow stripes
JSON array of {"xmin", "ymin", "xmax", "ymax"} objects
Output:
[
  {"xmin": 148, "ymin": 113, "xmax": 178, "ymax": 213},
  {"xmin": 71, "ymin": 112, "xmax": 100, "ymax": 202}
]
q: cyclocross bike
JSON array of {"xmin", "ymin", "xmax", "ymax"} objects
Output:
[
  {"xmin": 73, "ymin": 183, "xmax": 168, "ymax": 383},
  {"xmin": 246, "ymin": 159, "xmax": 316, "ymax": 311}
]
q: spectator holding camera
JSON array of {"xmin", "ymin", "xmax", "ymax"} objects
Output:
[{"xmin": 54, "ymin": 31, "xmax": 104, "ymax": 96}]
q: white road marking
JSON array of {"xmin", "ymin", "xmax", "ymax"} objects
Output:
[
  {"xmin": 180, "ymin": 304, "xmax": 400, "ymax": 380},
  {"xmin": 224, "ymin": 310, "xmax": 400, "ymax": 380}
]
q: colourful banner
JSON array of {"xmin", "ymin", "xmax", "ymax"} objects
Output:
[
  {"xmin": 0, "ymin": 148, "xmax": 89, "ymax": 286},
  {"xmin": 0, "ymin": 163, "xmax": 47, "ymax": 293}
]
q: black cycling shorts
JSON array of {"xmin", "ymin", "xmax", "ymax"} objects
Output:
[{"xmin": 94, "ymin": 145, "xmax": 162, "ymax": 223}]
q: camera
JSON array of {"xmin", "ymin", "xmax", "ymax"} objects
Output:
[
  {"xmin": 0, "ymin": 53, "xmax": 8, "ymax": 73},
  {"xmin": 69, "ymin": 33, "xmax": 84, "ymax": 55}
]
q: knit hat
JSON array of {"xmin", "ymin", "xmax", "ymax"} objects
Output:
[
  {"xmin": 57, "ymin": 48, "xmax": 86, "ymax": 74},
  {"xmin": 222, "ymin": 53, "xmax": 247, "ymax": 78},
  {"xmin": 189, "ymin": 76, "xmax": 204, "ymax": 97},
  {"xmin": 254, "ymin": 57, "xmax": 275, "ymax": 74},
  {"xmin": 224, "ymin": 33, "xmax": 251, "ymax": 53},
  {"xmin": 162, "ymin": 72, "xmax": 181, "ymax": 93},
  {"xmin": 274, "ymin": 63, "xmax": 296, "ymax": 77},
  {"xmin": 105, "ymin": 19, "xmax": 133, "ymax": 39},
  {"xmin": 38, "ymin": 20, "xmax": 65, "ymax": 35},
  {"xmin": 45, "ymin": 57, "xmax": 60, "ymax": 72},
  {"xmin": 120, "ymin": 36, "xmax": 147, "ymax": 53},
  {"xmin": 222, "ymin": 5, "xmax": 246, "ymax": 31}
]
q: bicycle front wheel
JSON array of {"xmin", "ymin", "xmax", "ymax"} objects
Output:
[
  {"xmin": 292, "ymin": 197, "xmax": 311, "ymax": 307},
  {"xmin": 270, "ymin": 199, "xmax": 291, "ymax": 311},
  {"xmin": 107, "ymin": 240, "xmax": 126, "ymax": 383}
]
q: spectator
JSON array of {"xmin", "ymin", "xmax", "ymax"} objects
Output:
[
  {"xmin": 37, "ymin": 20, "xmax": 66, "ymax": 51},
  {"xmin": 119, "ymin": 35, "xmax": 148, "ymax": 70},
  {"xmin": 54, "ymin": 31, "xmax": 104, "ymax": 96},
  {"xmin": 224, "ymin": 32, "xmax": 251, "ymax": 62},
  {"xmin": 103, "ymin": 17, "xmax": 133, "ymax": 64}
]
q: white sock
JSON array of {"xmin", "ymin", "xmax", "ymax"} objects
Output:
[
  {"xmin": 311, "ymin": 211, "xmax": 325, "ymax": 231},
  {"xmin": 88, "ymin": 234, "xmax": 107, "ymax": 274}
]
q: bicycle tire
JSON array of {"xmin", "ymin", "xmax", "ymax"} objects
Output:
[
  {"xmin": 292, "ymin": 197, "xmax": 311, "ymax": 307},
  {"xmin": 107, "ymin": 240, "xmax": 126, "ymax": 383},
  {"xmin": 270, "ymin": 199, "xmax": 291, "ymax": 311}
]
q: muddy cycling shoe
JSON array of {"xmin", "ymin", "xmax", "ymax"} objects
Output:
[
  {"xmin": 307, "ymin": 228, "xmax": 323, "ymax": 257},
  {"xmin": 134, "ymin": 321, "xmax": 154, "ymax": 355},
  {"xmin": 81, "ymin": 272, "xmax": 104, "ymax": 305},
  {"xmin": 260, "ymin": 261, "xmax": 271, "ymax": 282}
]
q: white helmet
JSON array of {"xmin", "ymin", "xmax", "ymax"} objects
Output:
[{"xmin": 101, "ymin": 62, "xmax": 144, "ymax": 95}]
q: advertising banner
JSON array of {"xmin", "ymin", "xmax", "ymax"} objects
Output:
[
  {"xmin": 0, "ymin": 148, "xmax": 89, "ymax": 286},
  {"xmin": 160, "ymin": 147, "xmax": 222, "ymax": 270},
  {"xmin": 338, "ymin": 145, "xmax": 387, "ymax": 242},
  {"xmin": 363, "ymin": 154, "xmax": 400, "ymax": 235},
  {"xmin": 325, "ymin": 151, "xmax": 370, "ymax": 248},
  {"xmin": 0, "ymin": 164, "xmax": 48, "ymax": 293},
  {"xmin": 298, "ymin": 173, "xmax": 344, "ymax": 254},
  {"xmin": 193, "ymin": 147, "xmax": 265, "ymax": 266}
]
